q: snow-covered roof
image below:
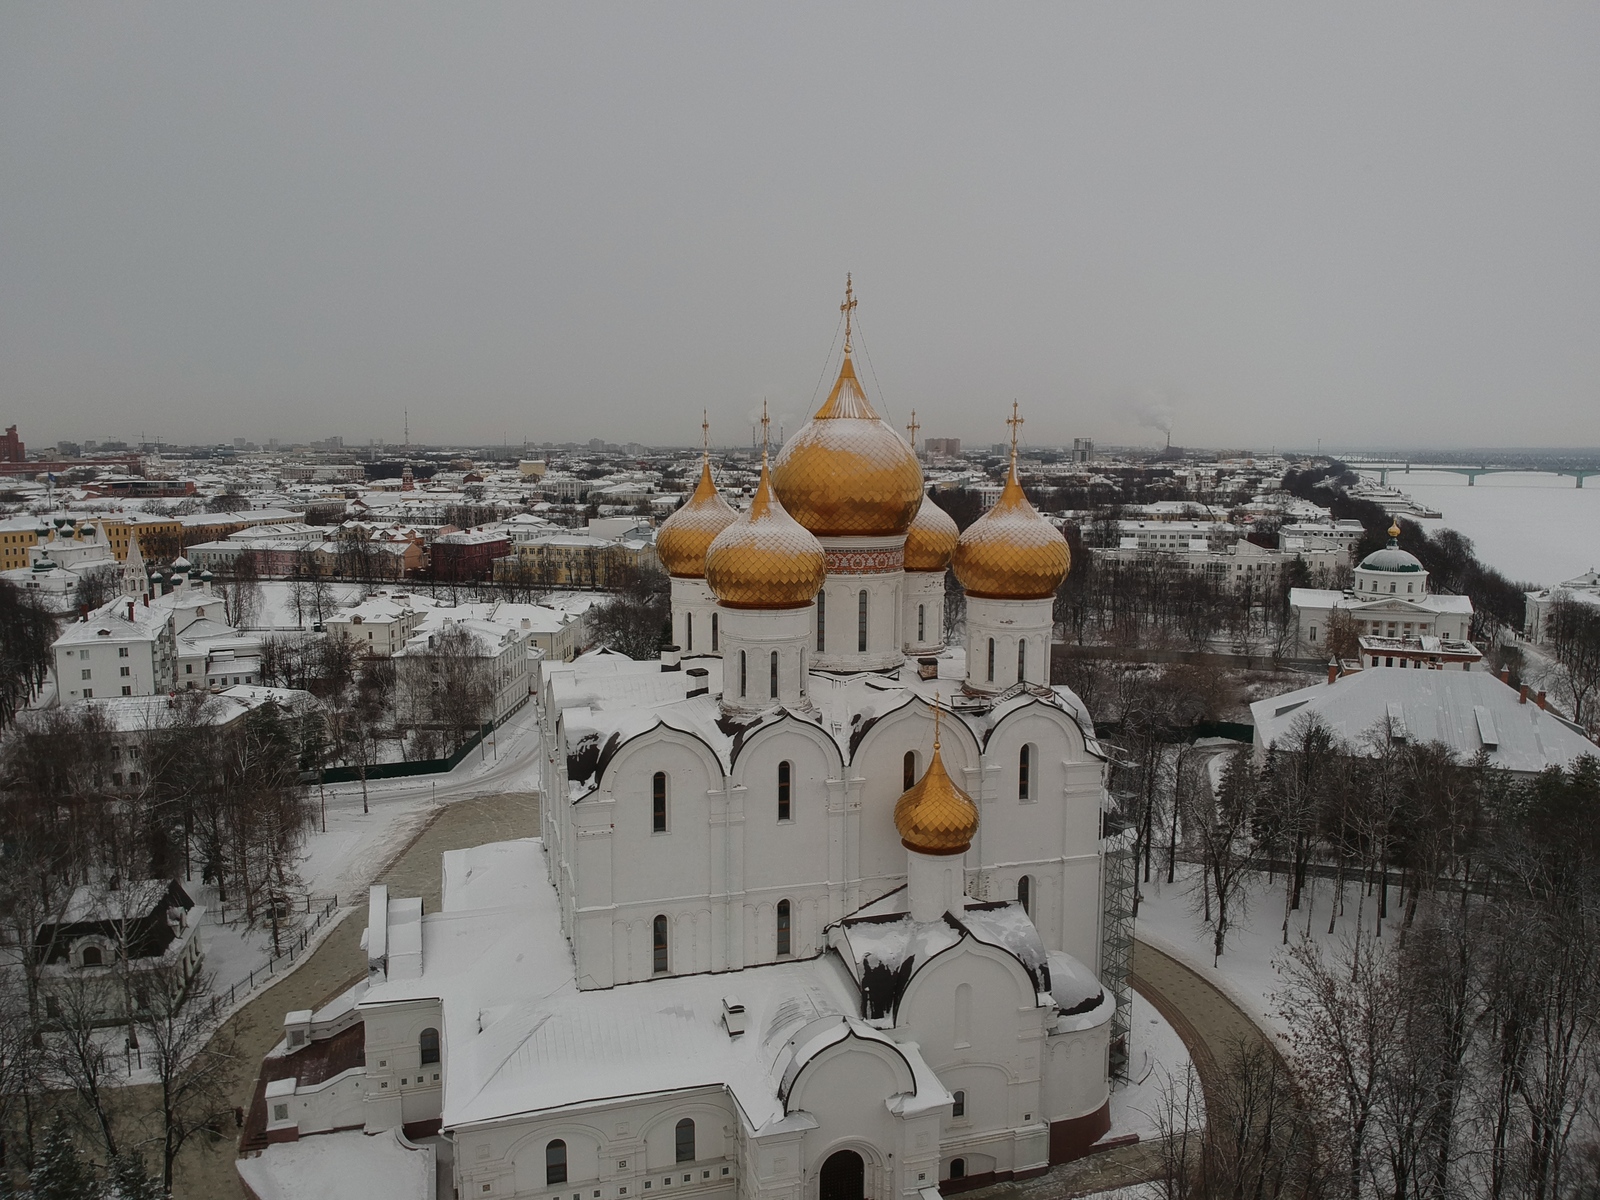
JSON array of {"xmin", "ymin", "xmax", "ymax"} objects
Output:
[
  {"xmin": 1250, "ymin": 669, "xmax": 1597, "ymax": 774},
  {"xmin": 235, "ymin": 1128, "xmax": 432, "ymax": 1200},
  {"xmin": 361, "ymin": 838, "xmax": 942, "ymax": 1133}
]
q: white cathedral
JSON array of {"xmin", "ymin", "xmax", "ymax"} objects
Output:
[{"xmin": 242, "ymin": 286, "xmax": 1123, "ymax": 1200}]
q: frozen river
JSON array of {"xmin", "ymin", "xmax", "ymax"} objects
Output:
[{"xmin": 1353, "ymin": 470, "xmax": 1600, "ymax": 587}]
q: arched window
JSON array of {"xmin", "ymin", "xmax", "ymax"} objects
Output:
[
  {"xmin": 1019, "ymin": 744, "xmax": 1032, "ymax": 801},
  {"xmin": 739, "ymin": 650, "xmax": 747, "ymax": 697},
  {"xmin": 987, "ymin": 638, "xmax": 996, "ymax": 682},
  {"xmin": 777, "ymin": 899, "xmax": 792, "ymax": 956},
  {"xmin": 419, "ymin": 1027, "xmax": 440, "ymax": 1065},
  {"xmin": 816, "ymin": 590, "xmax": 826, "ymax": 652},
  {"xmin": 951, "ymin": 1090, "xmax": 966, "ymax": 1118},
  {"xmin": 685, "ymin": 612, "xmax": 693, "ymax": 652},
  {"xmin": 950, "ymin": 1158, "xmax": 966, "ymax": 1180},
  {"xmin": 1018, "ymin": 874, "xmax": 1032, "ymax": 915},
  {"xmin": 1017, "ymin": 637, "xmax": 1027, "ymax": 681},
  {"xmin": 81, "ymin": 945, "xmax": 102, "ymax": 968},
  {"xmin": 653, "ymin": 915, "xmax": 669, "ymax": 974},
  {"xmin": 917, "ymin": 604, "xmax": 926, "ymax": 643},
  {"xmin": 857, "ymin": 590, "xmax": 868, "ymax": 652},
  {"xmin": 711, "ymin": 612, "xmax": 718, "ymax": 651},
  {"xmin": 770, "ymin": 649, "xmax": 779, "ymax": 699},
  {"xmin": 675, "ymin": 1118, "xmax": 696, "ymax": 1163},
  {"xmin": 903, "ymin": 750, "xmax": 918, "ymax": 791},
  {"xmin": 546, "ymin": 1140, "xmax": 568, "ymax": 1186},
  {"xmin": 777, "ymin": 760, "xmax": 792, "ymax": 821},
  {"xmin": 652, "ymin": 772, "xmax": 667, "ymax": 833}
]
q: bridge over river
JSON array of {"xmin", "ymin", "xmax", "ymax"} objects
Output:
[{"xmin": 1348, "ymin": 460, "xmax": 1600, "ymax": 487}]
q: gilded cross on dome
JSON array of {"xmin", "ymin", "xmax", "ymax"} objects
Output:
[
  {"xmin": 760, "ymin": 399, "xmax": 771, "ymax": 455},
  {"xmin": 701, "ymin": 409, "xmax": 710, "ymax": 461},
  {"xmin": 840, "ymin": 274, "xmax": 857, "ymax": 354},
  {"xmin": 1007, "ymin": 402, "xmax": 1024, "ymax": 461},
  {"xmin": 907, "ymin": 409, "xmax": 920, "ymax": 446}
]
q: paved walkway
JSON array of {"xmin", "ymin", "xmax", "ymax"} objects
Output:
[
  {"xmin": 166, "ymin": 790, "xmax": 540, "ymax": 1200},
  {"xmin": 959, "ymin": 939, "xmax": 1279, "ymax": 1200}
]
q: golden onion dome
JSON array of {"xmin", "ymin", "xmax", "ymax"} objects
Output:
[
  {"xmin": 953, "ymin": 453, "xmax": 1070, "ymax": 601},
  {"xmin": 772, "ymin": 284, "xmax": 924, "ymax": 538},
  {"xmin": 705, "ymin": 452, "xmax": 826, "ymax": 610},
  {"xmin": 894, "ymin": 729, "xmax": 978, "ymax": 856},
  {"xmin": 656, "ymin": 459, "xmax": 737, "ymax": 579},
  {"xmin": 903, "ymin": 494, "xmax": 959, "ymax": 572}
]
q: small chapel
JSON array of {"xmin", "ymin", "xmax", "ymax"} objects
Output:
[{"xmin": 244, "ymin": 283, "xmax": 1126, "ymax": 1200}]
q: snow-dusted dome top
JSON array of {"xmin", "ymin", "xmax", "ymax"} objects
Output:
[{"xmin": 1359, "ymin": 522, "xmax": 1423, "ymax": 573}]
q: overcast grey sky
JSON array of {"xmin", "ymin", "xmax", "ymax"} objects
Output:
[{"xmin": 3, "ymin": 4, "xmax": 1598, "ymax": 452}]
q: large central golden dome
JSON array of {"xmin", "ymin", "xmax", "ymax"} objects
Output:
[
  {"xmin": 894, "ymin": 729, "xmax": 978, "ymax": 856},
  {"xmin": 705, "ymin": 452, "xmax": 826, "ymax": 610},
  {"xmin": 656, "ymin": 458, "xmax": 737, "ymax": 579},
  {"xmin": 771, "ymin": 285, "xmax": 924, "ymax": 539}
]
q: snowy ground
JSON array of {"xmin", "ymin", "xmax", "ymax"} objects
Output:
[
  {"xmin": 1134, "ymin": 860, "xmax": 1396, "ymax": 1047},
  {"xmin": 1107, "ymin": 990, "xmax": 1200, "ymax": 1141}
]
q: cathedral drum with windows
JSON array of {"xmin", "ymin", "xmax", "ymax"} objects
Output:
[{"xmin": 242, "ymin": 283, "xmax": 1122, "ymax": 1200}]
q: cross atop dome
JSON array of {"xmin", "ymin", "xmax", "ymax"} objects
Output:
[
  {"xmin": 1007, "ymin": 401, "xmax": 1024, "ymax": 462},
  {"xmin": 841, "ymin": 273, "xmax": 857, "ymax": 354}
]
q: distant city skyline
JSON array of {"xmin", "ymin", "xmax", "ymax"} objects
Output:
[{"xmin": 4, "ymin": 4, "xmax": 1599, "ymax": 450}]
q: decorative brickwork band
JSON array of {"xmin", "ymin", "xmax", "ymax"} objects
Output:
[{"xmin": 824, "ymin": 547, "xmax": 904, "ymax": 575}]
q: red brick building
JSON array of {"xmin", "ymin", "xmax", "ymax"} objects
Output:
[
  {"xmin": 430, "ymin": 527, "xmax": 510, "ymax": 582},
  {"xmin": 1, "ymin": 425, "xmax": 23, "ymax": 464}
]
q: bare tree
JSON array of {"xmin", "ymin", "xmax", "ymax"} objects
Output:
[
  {"xmin": 1545, "ymin": 596, "xmax": 1600, "ymax": 725},
  {"xmin": 134, "ymin": 965, "xmax": 237, "ymax": 1191},
  {"xmin": 1188, "ymin": 748, "xmax": 1257, "ymax": 964}
]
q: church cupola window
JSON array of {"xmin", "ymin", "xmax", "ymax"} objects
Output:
[
  {"xmin": 778, "ymin": 761, "xmax": 792, "ymax": 821},
  {"xmin": 1017, "ymin": 638, "xmax": 1027, "ymax": 682},
  {"xmin": 987, "ymin": 638, "xmax": 996, "ymax": 683},
  {"xmin": 652, "ymin": 773, "xmax": 668, "ymax": 833},
  {"xmin": 675, "ymin": 1119, "xmax": 696, "ymax": 1163},
  {"xmin": 918, "ymin": 604, "xmax": 926, "ymax": 643},
  {"xmin": 653, "ymin": 915, "xmax": 669, "ymax": 974},
  {"xmin": 739, "ymin": 651, "xmax": 747, "ymax": 698},
  {"xmin": 903, "ymin": 750, "xmax": 918, "ymax": 791},
  {"xmin": 857, "ymin": 590, "xmax": 868, "ymax": 652},
  {"xmin": 770, "ymin": 650, "xmax": 779, "ymax": 699},
  {"xmin": 817, "ymin": 590, "xmax": 825, "ymax": 651},
  {"xmin": 1019, "ymin": 744, "xmax": 1032, "ymax": 801},
  {"xmin": 685, "ymin": 612, "xmax": 693, "ymax": 652},
  {"xmin": 1018, "ymin": 874, "xmax": 1032, "ymax": 915},
  {"xmin": 547, "ymin": 1140, "xmax": 568, "ymax": 1186},
  {"xmin": 777, "ymin": 899, "xmax": 792, "ymax": 956},
  {"xmin": 711, "ymin": 612, "xmax": 718, "ymax": 650}
]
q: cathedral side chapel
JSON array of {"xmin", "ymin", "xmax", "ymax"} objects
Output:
[{"xmin": 243, "ymin": 282, "xmax": 1128, "ymax": 1200}]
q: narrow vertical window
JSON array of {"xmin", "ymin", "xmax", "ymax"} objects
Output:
[
  {"xmin": 1019, "ymin": 744, "xmax": 1031, "ymax": 801},
  {"xmin": 951, "ymin": 1091, "xmax": 966, "ymax": 1119},
  {"xmin": 1017, "ymin": 637, "xmax": 1027, "ymax": 682},
  {"xmin": 547, "ymin": 1140, "xmax": 568, "ymax": 1186},
  {"xmin": 778, "ymin": 761, "xmax": 792, "ymax": 821},
  {"xmin": 1018, "ymin": 875, "xmax": 1032, "ymax": 915},
  {"xmin": 653, "ymin": 772, "xmax": 667, "ymax": 832},
  {"xmin": 739, "ymin": 650, "xmax": 747, "ymax": 697},
  {"xmin": 987, "ymin": 638, "xmax": 995, "ymax": 682},
  {"xmin": 675, "ymin": 1118, "xmax": 695, "ymax": 1163},
  {"xmin": 816, "ymin": 590, "xmax": 825, "ymax": 652},
  {"xmin": 653, "ymin": 915, "xmax": 669, "ymax": 973},
  {"xmin": 903, "ymin": 750, "xmax": 917, "ymax": 791},
  {"xmin": 918, "ymin": 604, "xmax": 926, "ymax": 643},
  {"xmin": 685, "ymin": 612, "xmax": 693, "ymax": 653},
  {"xmin": 419, "ymin": 1027, "xmax": 440, "ymax": 1065},
  {"xmin": 857, "ymin": 590, "xmax": 868, "ymax": 652},
  {"xmin": 770, "ymin": 649, "xmax": 779, "ymax": 699},
  {"xmin": 711, "ymin": 612, "xmax": 718, "ymax": 651},
  {"xmin": 777, "ymin": 899, "xmax": 791, "ymax": 956}
]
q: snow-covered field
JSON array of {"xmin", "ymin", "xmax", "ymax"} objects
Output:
[
  {"xmin": 1108, "ymin": 990, "xmax": 1199, "ymax": 1141},
  {"xmin": 1134, "ymin": 861, "xmax": 1395, "ymax": 1047}
]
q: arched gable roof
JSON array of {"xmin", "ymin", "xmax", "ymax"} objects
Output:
[
  {"xmin": 848, "ymin": 695, "xmax": 981, "ymax": 770},
  {"xmin": 727, "ymin": 711, "xmax": 844, "ymax": 781},
  {"xmin": 774, "ymin": 1016, "xmax": 916, "ymax": 1114},
  {"xmin": 982, "ymin": 696, "xmax": 1102, "ymax": 762},
  {"xmin": 576, "ymin": 719, "xmax": 727, "ymax": 800}
]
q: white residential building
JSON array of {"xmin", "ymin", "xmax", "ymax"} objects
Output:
[{"xmin": 1524, "ymin": 569, "xmax": 1600, "ymax": 644}]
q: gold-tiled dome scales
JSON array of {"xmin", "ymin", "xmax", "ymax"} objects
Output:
[
  {"xmin": 903, "ymin": 493, "xmax": 959, "ymax": 572},
  {"xmin": 772, "ymin": 278, "xmax": 926, "ymax": 539},
  {"xmin": 655, "ymin": 413, "xmax": 738, "ymax": 579},
  {"xmin": 704, "ymin": 412, "xmax": 827, "ymax": 609},
  {"xmin": 894, "ymin": 705, "xmax": 979, "ymax": 856},
  {"xmin": 952, "ymin": 404, "xmax": 1071, "ymax": 601}
]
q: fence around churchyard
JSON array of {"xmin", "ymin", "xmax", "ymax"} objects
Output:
[{"xmin": 219, "ymin": 894, "xmax": 341, "ymax": 1009}]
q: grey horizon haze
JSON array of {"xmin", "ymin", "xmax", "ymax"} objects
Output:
[{"xmin": 3, "ymin": 4, "xmax": 1598, "ymax": 453}]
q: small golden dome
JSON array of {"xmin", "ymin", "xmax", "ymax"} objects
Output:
[
  {"xmin": 894, "ymin": 730, "xmax": 978, "ymax": 856},
  {"xmin": 656, "ymin": 459, "xmax": 737, "ymax": 579},
  {"xmin": 952, "ymin": 457, "xmax": 1071, "ymax": 600},
  {"xmin": 705, "ymin": 453, "xmax": 826, "ymax": 610},
  {"xmin": 904, "ymin": 494, "xmax": 959, "ymax": 572},
  {"xmin": 1388, "ymin": 520, "xmax": 1402, "ymax": 540}
]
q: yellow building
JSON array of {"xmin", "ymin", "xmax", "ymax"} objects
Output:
[{"xmin": 0, "ymin": 519, "xmax": 40, "ymax": 572}]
